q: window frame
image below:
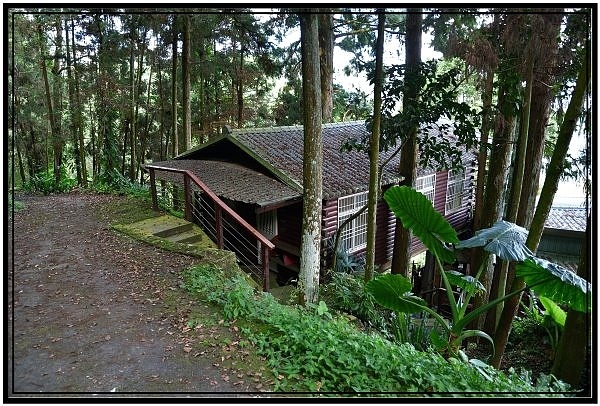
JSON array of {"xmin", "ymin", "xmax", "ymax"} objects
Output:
[
  {"xmin": 337, "ymin": 191, "xmax": 369, "ymax": 254},
  {"xmin": 445, "ymin": 169, "xmax": 466, "ymax": 214},
  {"xmin": 416, "ymin": 173, "xmax": 436, "ymax": 204}
]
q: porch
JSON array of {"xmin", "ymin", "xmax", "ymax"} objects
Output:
[{"xmin": 145, "ymin": 161, "xmax": 301, "ymax": 292}]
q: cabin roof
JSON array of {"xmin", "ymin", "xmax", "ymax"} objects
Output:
[
  {"xmin": 148, "ymin": 159, "xmax": 301, "ymax": 207},
  {"xmin": 544, "ymin": 207, "xmax": 587, "ymax": 232},
  {"xmin": 148, "ymin": 120, "xmax": 474, "ymax": 206}
]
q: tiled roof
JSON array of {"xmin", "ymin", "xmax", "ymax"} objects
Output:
[
  {"xmin": 148, "ymin": 160, "xmax": 301, "ymax": 207},
  {"xmin": 156, "ymin": 120, "xmax": 474, "ymax": 204},
  {"xmin": 544, "ymin": 207, "xmax": 587, "ymax": 232},
  {"xmin": 229, "ymin": 121, "xmax": 403, "ymax": 199}
]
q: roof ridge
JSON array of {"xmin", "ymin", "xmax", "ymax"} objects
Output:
[{"xmin": 230, "ymin": 120, "xmax": 366, "ymax": 135}]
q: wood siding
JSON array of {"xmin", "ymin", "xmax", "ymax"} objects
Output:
[{"xmin": 273, "ymin": 167, "xmax": 475, "ymax": 272}]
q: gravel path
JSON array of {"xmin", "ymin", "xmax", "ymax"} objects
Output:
[{"xmin": 7, "ymin": 192, "xmax": 269, "ymax": 398}]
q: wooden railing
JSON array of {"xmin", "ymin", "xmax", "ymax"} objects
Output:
[{"xmin": 147, "ymin": 165, "xmax": 275, "ymax": 291}]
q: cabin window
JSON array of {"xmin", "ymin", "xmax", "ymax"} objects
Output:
[
  {"xmin": 445, "ymin": 169, "xmax": 466, "ymax": 213},
  {"xmin": 338, "ymin": 191, "xmax": 368, "ymax": 253},
  {"xmin": 416, "ymin": 173, "xmax": 436, "ymax": 203}
]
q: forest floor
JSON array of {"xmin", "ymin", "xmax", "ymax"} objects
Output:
[{"xmin": 7, "ymin": 191, "xmax": 276, "ymax": 399}]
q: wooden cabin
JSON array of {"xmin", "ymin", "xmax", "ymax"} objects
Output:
[{"xmin": 146, "ymin": 121, "xmax": 475, "ymax": 290}]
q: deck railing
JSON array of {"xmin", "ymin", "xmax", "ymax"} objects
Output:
[{"xmin": 147, "ymin": 165, "xmax": 274, "ymax": 291}]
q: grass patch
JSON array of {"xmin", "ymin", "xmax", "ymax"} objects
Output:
[{"xmin": 181, "ymin": 264, "xmax": 571, "ymax": 396}]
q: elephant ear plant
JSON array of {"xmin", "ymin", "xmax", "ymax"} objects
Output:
[{"xmin": 366, "ymin": 185, "xmax": 591, "ymax": 360}]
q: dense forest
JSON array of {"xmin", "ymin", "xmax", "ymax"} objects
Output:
[{"xmin": 8, "ymin": 7, "xmax": 592, "ymax": 393}]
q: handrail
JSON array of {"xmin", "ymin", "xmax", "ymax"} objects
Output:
[{"xmin": 146, "ymin": 164, "xmax": 275, "ymax": 250}]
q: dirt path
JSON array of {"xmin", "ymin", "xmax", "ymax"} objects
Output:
[{"xmin": 7, "ymin": 192, "xmax": 270, "ymax": 398}]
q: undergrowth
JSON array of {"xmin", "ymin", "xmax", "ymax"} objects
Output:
[{"xmin": 181, "ymin": 264, "xmax": 570, "ymax": 396}]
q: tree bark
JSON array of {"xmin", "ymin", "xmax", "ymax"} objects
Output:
[
  {"xmin": 318, "ymin": 12, "xmax": 334, "ymax": 123},
  {"xmin": 491, "ymin": 52, "xmax": 589, "ymax": 369},
  {"xmin": 365, "ymin": 10, "xmax": 385, "ymax": 281},
  {"xmin": 299, "ymin": 12, "xmax": 323, "ymax": 305},
  {"xmin": 182, "ymin": 15, "xmax": 192, "ymax": 151},
  {"xmin": 390, "ymin": 9, "xmax": 421, "ymax": 276},
  {"xmin": 171, "ymin": 19, "xmax": 179, "ymax": 157},
  {"xmin": 551, "ymin": 216, "xmax": 590, "ymax": 387},
  {"xmin": 71, "ymin": 19, "xmax": 87, "ymax": 187},
  {"xmin": 484, "ymin": 56, "xmax": 534, "ymax": 334},
  {"xmin": 64, "ymin": 18, "xmax": 82, "ymax": 186}
]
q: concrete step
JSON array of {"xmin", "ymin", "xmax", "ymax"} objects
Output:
[
  {"xmin": 165, "ymin": 230, "xmax": 203, "ymax": 244},
  {"xmin": 152, "ymin": 222, "xmax": 193, "ymax": 238}
]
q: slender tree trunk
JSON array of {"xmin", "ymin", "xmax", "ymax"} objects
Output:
[
  {"xmin": 473, "ymin": 70, "xmax": 494, "ymax": 231},
  {"xmin": 298, "ymin": 11, "xmax": 323, "ymax": 305},
  {"xmin": 51, "ymin": 19, "xmax": 63, "ymax": 183},
  {"xmin": 72, "ymin": 19, "xmax": 87, "ymax": 187},
  {"xmin": 318, "ymin": 12, "xmax": 334, "ymax": 123},
  {"xmin": 237, "ymin": 46, "xmax": 244, "ymax": 128},
  {"xmin": 38, "ymin": 25, "xmax": 57, "ymax": 177},
  {"xmin": 365, "ymin": 10, "xmax": 385, "ymax": 281},
  {"xmin": 64, "ymin": 19, "xmax": 82, "ymax": 185},
  {"xmin": 484, "ymin": 57, "xmax": 534, "ymax": 334},
  {"xmin": 171, "ymin": 20, "xmax": 179, "ymax": 157},
  {"xmin": 129, "ymin": 32, "xmax": 137, "ymax": 182},
  {"xmin": 551, "ymin": 216, "xmax": 590, "ymax": 387},
  {"xmin": 390, "ymin": 9, "xmax": 421, "ymax": 276},
  {"xmin": 182, "ymin": 14, "xmax": 192, "ymax": 151},
  {"xmin": 491, "ymin": 54, "xmax": 589, "ymax": 369}
]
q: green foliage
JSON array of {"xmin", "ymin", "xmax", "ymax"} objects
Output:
[
  {"xmin": 181, "ymin": 264, "xmax": 569, "ymax": 395},
  {"xmin": 23, "ymin": 169, "xmax": 76, "ymax": 195},
  {"xmin": 517, "ymin": 257, "xmax": 591, "ymax": 313},
  {"xmin": 384, "ymin": 186, "xmax": 459, "ymax": 264},
  {"xmin": 376, "ymin": 185, "xmax": 589, "ymax": 359},
  {"xmin": 92, "ymin": 168, "xmax": 150, "ymax": 199},
  {"xmin": 359, "ymin": 59, "xmax": 481, "ymax": 172},
  {"xmin": 457, "ymin": 220, "xmax": 534, "ymax": 262}
]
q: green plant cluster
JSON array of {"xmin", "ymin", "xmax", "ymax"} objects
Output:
[
  {"xmin": 182, "ymin": 264, "xmax": 569, "ymax": 395},
  {"xmin": 320, "ymin": 272, "xmax": 436, "ymax": 352},
  {"xmin": 23, "ymin": 169, "xmax": 76, "ymax": 195},
  {"xmin": 92, "ymin": 168, "xmax": 150, "ymax": 199}
]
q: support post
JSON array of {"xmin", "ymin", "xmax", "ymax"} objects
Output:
[
  {"xmin": 215, "ymin": 206, "xmax": 224, "ymax": 248},
  {"xmin": 149, "ymin": 168, "xmax": 158, "ymax": 211},
  {"xmin": 261, "ymin": 245, "xmax": 270, "ymax": 292},
  {"xmin": 183, "ymin": 173, "xmax": 192, "ymax": 222}
]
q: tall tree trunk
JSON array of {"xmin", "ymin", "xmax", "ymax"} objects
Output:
[
  {"xmin": 51, "ymin": 19, "xmax": 63, "ymax": 183},
  {"xmin": 390, "ymin": 9, "xmax": 421, "ymax": 276},
  {"xmin": 551, "ymin": 215, "xmax": 590, "ymax": 387},
  {"xmin": 470, "ymin": 83, "xmax": 516, "ymax": 329},
  {"xmin": 237, "ymin": 46, "xmax": 244, "ymax": 128},
  {"xmin": 182, "ymin": 14, "xmax": 192, "ymax": 151},
  {"xmin": 72, "ymin": 19, "xmax": 87, "ymax": 187},
  {"xmin": 364, "ymin": 10, "xmax": 385, "ymax": 281},
  {"xmin": 171, "ymin": 20, "xmax": 179, "ymax": 157},
  {"xmin": 484, "ymin": 57, "xmax": 534, "ymax": 334},
  {"xmin": 129, "ymin": 32, "xmax": 137, "ymax": 182},
  {"xmin": 38, "ymin": 24, "xmax": 58, "ymax": 177},
  {"xmin": 491, "ymin": 53, "xmax": 589, "ymax": 369},
  {"xmin": 64, "ymin": 19, "xmax": 82, "ymax": 185},
  {"xmin": 473, "ymin": 70, "xmax": 494, "ymax": 231},
  {"xmin": 318, "ymin": 12, "xmax": 334, "ymax": 123},
  {"xmin": 298, "ymin": 11, "xmax": 323, "ymax": 305}
]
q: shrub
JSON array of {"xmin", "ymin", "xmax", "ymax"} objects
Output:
[{"xmin": 182, "ymin": 264, "xmax": 570, "ymax": 395}]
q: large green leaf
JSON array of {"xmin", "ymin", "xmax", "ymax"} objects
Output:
[
  {"xmin": 516, "ymin": 257, "xmax": 591, "ymax": 313},
  {"xmin": 538, "ymin": 296, "xmax": 567, "ymax": 328},
  {"xmin": 457, "ymin": 221, "xmax": 533, "ymax": 261},
  {"xmin": 365, "ymin": 273, "xmax": 429, "ymax": 314},
  {"xmin": 444, "ymin": 270, "xmax": 485, "ymax": 296},
  {"xmin": 384, "ymin": 185, "xmax": 458, "ymax": 264},
  {"xmin": 456, "ymin": 220, "xmax": 534, "ymax": 262}
]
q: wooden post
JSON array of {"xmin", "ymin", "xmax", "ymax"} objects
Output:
[
  {"xmin": 261, "ymin": 245, "xmax": 270, "ymax": 292},
  {"xmin": 183, "ymin": 173, "xmax": 192, "ymax": 222},
  {"xmin": 215, "ymin": 206, "xmax": 224, "ymax": 248},
  {"xmin": 149, "ymin": 168, "xmax": 158, "ymax": 211}
]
